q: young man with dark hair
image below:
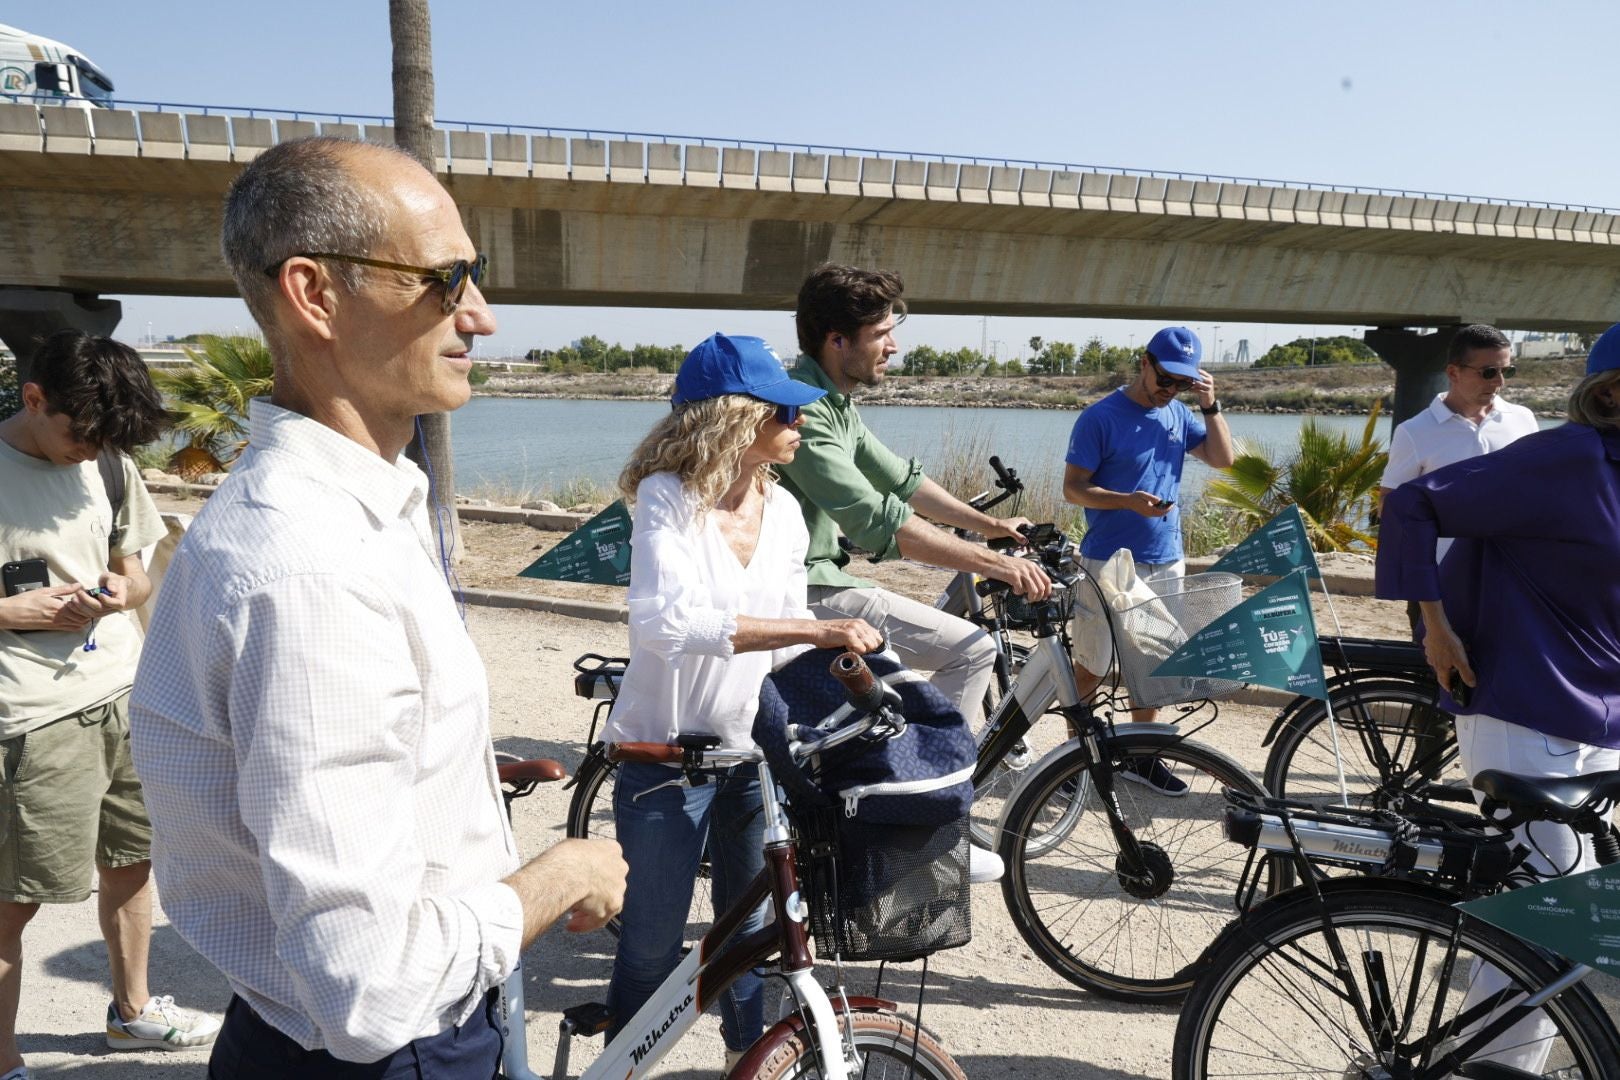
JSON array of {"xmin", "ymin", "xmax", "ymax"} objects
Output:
[
  {"xmin": 1380, "ymin": 323, "xmax": 1537, "ymax": 632},
  {"xmin": 776, "ymin": 264, "xmax": 1049, "ymax": 883},
  {"xmin": 0, "ymin": 330, "xmax": 218, "ymax": 1080}
]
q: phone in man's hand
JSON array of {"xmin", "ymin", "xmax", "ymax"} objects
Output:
[
  {"xmin": 1448, "ymin": 671, "xmax": 1472, "ymax": 709},
  {"xmin": 2, "ymin": 558, "xmax": 49, "ymax": 597}
]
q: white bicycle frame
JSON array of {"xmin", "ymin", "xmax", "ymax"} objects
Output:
[{"xmin": 497, "ymin": 755, "xmax": 854, "ymax": 1080}]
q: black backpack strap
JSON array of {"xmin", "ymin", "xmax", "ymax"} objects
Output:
[{"xmin": 98, "ymin": 452, "xmax": 128, "ymax": 550}]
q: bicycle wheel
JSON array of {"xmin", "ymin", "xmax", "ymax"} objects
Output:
[
  {"xmin": 998, "ymin": 731, "xmax": 1267, "ymax": 1002},
  {"xmin": 564, "ymin": 748, "xmax": 713, "ymax": 941},
  {"xmin": 1264, "ymin": 677, "xmax": 1463, "ymax": 812},
  {"xmin": 1174, "ymin": 882, "xmax": 1620, "ymax": 1079},
  {"xmin": 743, "ymin": 1008, "xmax": 967, "ymax": 1080}
]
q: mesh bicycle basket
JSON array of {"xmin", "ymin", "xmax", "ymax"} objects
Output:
[
  {"xmin": 1111, "ymin": 571, "xmax": 1244, "ymax": 708},
  {"xmin": 754, "ymin": 648, "xmax": 974, "ymax": 963},
  {"xmin": 796, "ymin": 808, "xmax": 971, "ymax": 963}
]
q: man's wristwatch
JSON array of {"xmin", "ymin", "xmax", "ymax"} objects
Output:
[{"xmin": 1200, "ymin": 400, "xmax": 1222, "ymax": 416}]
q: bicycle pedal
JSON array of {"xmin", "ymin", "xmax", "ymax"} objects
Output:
[{"xmin": 560, "ymin": 1002, "xmax": 614, "ymax": 1037}]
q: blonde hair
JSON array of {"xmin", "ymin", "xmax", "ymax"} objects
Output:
[
  {"xmin": 619, "ymin": 394, "xmax": 777, "ymax": 515},
  {"xmin": 1567, "ymin": 369, "xmax": 1620, "ymax": 430}
]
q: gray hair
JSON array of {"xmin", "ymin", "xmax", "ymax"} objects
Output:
[
  {"xmin": 220, "ymin": 136, "xmax": 415, "ymax": 338},
  {"xmin": 1567, "ymin": 368, "xmax": 1620, "ymax": 430}
]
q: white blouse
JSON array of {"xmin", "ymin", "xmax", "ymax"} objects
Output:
[{"xmin": 601, "ymin": 471, "xmax": 815, "ymax": 749}]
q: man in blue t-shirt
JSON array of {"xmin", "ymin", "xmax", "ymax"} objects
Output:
[{"xmin": 1063, "ymin": 326, "xmax": 1234, "ymax": 748}]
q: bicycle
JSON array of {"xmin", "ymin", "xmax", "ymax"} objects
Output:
[
  {"xmin": 1171, "ymin": 774, "xmax": 1620, "ymax": 1078},
  {"xmin": 499, "ymin": 651, "xmax": 968, "ymax": 1080},
  {"xmin": 566, "ymin": 521, "xmax": 1270, "ymax": 1003},
  {"xmin": 972, "ymin": 522, "xmax": 1270, "ymax": 1003},
  {"xmin": 1261, "ymin": 634, "xmax": 1466, "ymax": 814}
]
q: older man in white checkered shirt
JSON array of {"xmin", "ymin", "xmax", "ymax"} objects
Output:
[{"xmin": 129, "ymin": 137, "xmax": 625, "ymax": 1077}]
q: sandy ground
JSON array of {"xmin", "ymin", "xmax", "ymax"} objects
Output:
[{"xmin": 14, "ymin": 495, "xmax": 1418, "ymax": 1078}]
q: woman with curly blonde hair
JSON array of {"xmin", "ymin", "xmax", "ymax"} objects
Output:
[{"xmin": 601, "ymin": 333, "xmax": 880, "ymax": 1066}]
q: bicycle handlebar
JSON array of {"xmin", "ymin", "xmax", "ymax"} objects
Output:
[{"xmin": 831, "ymin": 650, "xmax": 888, "ymax": 713}]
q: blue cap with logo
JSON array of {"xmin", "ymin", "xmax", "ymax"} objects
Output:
[
  {"xmin": 1145, "ymin": 326, "xmax": 1203, "ymax": 379},
  {"xmin": 671, "ymin": 333, "xmax": 827, "ymax": 408},
  {"xmin": 1587, "ymin": 324, "xmax": 1620, "ymax": 376}
]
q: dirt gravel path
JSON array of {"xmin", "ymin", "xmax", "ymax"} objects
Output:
[{"xmin": 13, "ymin": 493, "xmax": 1415, "ymax": 1077}]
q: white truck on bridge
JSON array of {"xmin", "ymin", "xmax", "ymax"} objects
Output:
[{"xmin": 0, "ymin": 23, "xmax": 115, "ymax": 108}]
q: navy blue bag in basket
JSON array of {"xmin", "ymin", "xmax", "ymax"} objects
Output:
[{"xmin": 752, "ymin": 648, "xmax": 974, "ymax": 961}]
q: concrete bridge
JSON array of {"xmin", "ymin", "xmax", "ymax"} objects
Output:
[{"xmin": 2, "ymin": 101, "xmax": 1618, "ymax": 420}]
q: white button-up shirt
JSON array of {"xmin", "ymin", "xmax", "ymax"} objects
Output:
[
  {"xmin": 130, "ymin": 400, "xmax": 521, "ymax": 1063},
  {"xmin": 1381, "ymin": 393, "xmax": 1540, "ymax": 559},
  {"xmin": 601, "ymin": 471, "xmax": 814, "ymax": 750}
]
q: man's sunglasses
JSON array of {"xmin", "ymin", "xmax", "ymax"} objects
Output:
[
  {"xmin": 1148, "ymin": 357, "xmax": 1197, "ymax": 392},
  {"xmin": 1461, "ymin": 362, "xmax": 1517, "ymax": 380},
  {"xmin": 263, "ymin": 252, "xmax": 488, "ymax": 315}
]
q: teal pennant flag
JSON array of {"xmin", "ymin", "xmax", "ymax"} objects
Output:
[
  {"xmin": 1461, "ymin": 863, "xmax": 1620, "ymax": 973},
  {"xmin": 1150, "ymin": 570, "xmax": 1328, "ymax": 701},
  {"xmin": 518, "ymin": 501, "xmax": 634, "ymax": 586},
  {"xmin": 1210, "ymin": 504, "xmax": 1322, "ymax": 580}
]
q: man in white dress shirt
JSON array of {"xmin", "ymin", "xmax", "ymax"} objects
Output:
[
  {"xmin": 129, "ymin": 137, "xmax": 626, "ymax": 1077},
  {"xmin": 1379, "ymin": 323, "xmax": 1538, "ymax": 632}
]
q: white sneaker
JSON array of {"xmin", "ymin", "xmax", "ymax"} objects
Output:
[
  {"xmin": 968, "ymin": 842, "xmax": 1004, "ymax": 884},
  {"xmin": 724, "ymin": 1047, "xmax": 747, "ymax": 1076},
  {"xmin": 106, "ymin": 994, "xmax": 222, "ymax": 1050}
]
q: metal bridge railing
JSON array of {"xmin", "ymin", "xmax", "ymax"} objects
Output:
[{"xmin": 2, "ymin": 91, "xmax": 1617, "ymax": 217}]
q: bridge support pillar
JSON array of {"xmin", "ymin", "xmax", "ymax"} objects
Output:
[
  {"xmin": 0, "ymin": 287, "xmax": 124, "ymax": 384},
  {"xmin": 1364, "ymin": 325, "xmax": 1462, "ymax": 432}
]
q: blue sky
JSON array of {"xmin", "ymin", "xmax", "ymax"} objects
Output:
[{"xmin": 22, "ymin": 1, "xmax": 1620, "ymax": 360}]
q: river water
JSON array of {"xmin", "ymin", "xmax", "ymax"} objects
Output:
[{"xmin": 449, "ymin": 397, "xmax": 1558, "ymax": 504}]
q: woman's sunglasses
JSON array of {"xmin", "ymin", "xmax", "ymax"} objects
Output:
[
  {"xmin": 1462, "ymin": 363, "xmax": 1517, "ymax": 381},
  {"xmin": 774, "ymin": 403, "xmax": 802, "ymax": 425}
]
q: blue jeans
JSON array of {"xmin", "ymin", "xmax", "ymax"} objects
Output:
[{"xmin": 606, "ymin": 761, "xmax": 766, "ymax": 1052}]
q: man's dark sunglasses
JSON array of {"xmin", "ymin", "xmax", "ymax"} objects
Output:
[
  {"xmin": 1462, "ymin": 362, "xmax": 1517, "ymax": 380},
  {"xmin": 774, "ymin": 403, "xmax": 802, "ymax": 425},
  {"xmin": 263, "ymin": 252, "xmax": 488, "ymax": 315},
  {"xmin": 1148, "ymin": 356, "xmax": 1197, "ymax": 392}
]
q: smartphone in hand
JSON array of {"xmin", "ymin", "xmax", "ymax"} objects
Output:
[
  {"xmin": 2, "ymin": 558, "xmax": 49, "ymax": 597},
  {"xmin": 1448, "ymin": 671, "xmax": 1472, "ymax": 709}
]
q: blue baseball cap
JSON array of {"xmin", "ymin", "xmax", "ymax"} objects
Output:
[
  {"xmin": 1145, "ymin": 326, "xmax": 1203, "ymax": 379},
  {"xmin": 671, "ymin": 333, "xmax": 826, "ymax": 408},
  {"xmin": 1587, "ymin": 323, "xmax": 1620, "ymax": 376}
]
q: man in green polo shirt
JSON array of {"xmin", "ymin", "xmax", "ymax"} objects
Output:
[{"xmin": 776, "ymin": 264, "xmax": 1050, "ymax": 724}]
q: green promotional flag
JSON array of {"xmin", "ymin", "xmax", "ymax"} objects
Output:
[
  {"xmin": 1150, "ymin": 570, "xmax": 1328, "ymax": 700},
  {"xmin": 1461, "ymin": 863, "xmax": 1620, "ymax": 973},
  {"xmin": 1209, "ymin": 504, "xmax": 1322, "ymax": 580},
  {"xmin": 518, "ymin": 501, "xmax": 634, "ymax": 586}
]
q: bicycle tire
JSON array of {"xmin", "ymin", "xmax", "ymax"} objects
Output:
[
  {"xmin": 997, "ymin": 731, "xmax": 1267, "ymax": 1003},
  {"xmin": 1173, "ymin": 881, "xmax": 1620, "ymax": 1080},
  {"xmin": 741, "ymin": 1008, "xmax": 966, "ymax": 1080},
  {"xmin": 564, "ymin": 747, "xmax": 714, "ymax": 941},
  {"xmin": 1264, "ymin": 677, "xmax": 1463, "ymax": 812}
]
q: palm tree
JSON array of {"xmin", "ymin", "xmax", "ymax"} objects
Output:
[
  {"xmin": 1203, "ymin": 402, "xmax": 1389, "ymax": 552},
  {"xmin": 151, "ymin": 334, "xmax": 275, "ymax": 477},
  {"xmin": 389, "ymin": 0, "xmax": 463, "ymax": 560}
]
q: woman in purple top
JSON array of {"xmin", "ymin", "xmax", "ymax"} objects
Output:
[{"xmin": 1377, "ymin": 325, "xmax": 1620, "ymax": 1072}]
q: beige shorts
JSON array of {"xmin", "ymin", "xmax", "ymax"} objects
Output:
[{"xmin": 0, "ymin": 693, "xmax": 151, "ymax": 903}]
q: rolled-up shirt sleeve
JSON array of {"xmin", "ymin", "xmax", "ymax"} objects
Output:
[
  {"xmin": 787, "ymin": 424, "xmax": 922, "ymax": 562},
  {"xmin": 226, "ymin": 576, "xmax": 522, "ymax": 1063},
  {"xmin": 627, "ymin": 477, "xmax": 738, "ymax": 658}
]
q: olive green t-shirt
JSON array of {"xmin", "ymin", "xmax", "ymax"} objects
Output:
[{"xmin": 0, "ymin": 441, "xmax": 166, "ymax": 738}]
